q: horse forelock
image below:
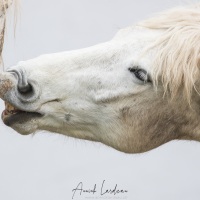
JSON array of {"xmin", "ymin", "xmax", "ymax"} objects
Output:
[{"xmin": 138, "ymin": 4, "xmax": 200, "ymax": 103}]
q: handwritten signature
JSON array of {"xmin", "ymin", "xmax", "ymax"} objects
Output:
[{"xmin": 72, "ymin": 180, "xmax": 128, "ymax": 199}]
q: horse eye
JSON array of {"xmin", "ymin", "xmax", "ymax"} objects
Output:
[{"xmin": 129, "ymin": 68, "xmax": 150, "ymax": 83}]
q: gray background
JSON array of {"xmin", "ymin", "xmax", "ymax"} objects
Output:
[{"xmin": 0, "ymin": 0, "xmax": 200, "ymax": 200}]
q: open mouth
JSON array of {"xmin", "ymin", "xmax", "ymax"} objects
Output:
[
  {"xmin": 1, "ymin": 101, "xmax": 42, "ymax": 126},
  {"xmin": 2, "ymin": 102, "xmax": 22, "ymax": 120}
]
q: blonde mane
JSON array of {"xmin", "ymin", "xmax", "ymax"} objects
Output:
[
  {"xmin": 139, "ymin": 4, "xmax": 200, "ymax": 102},
  {"xmin": 0, "ymin": 0, "xmax": 19, "ymax": 67}
]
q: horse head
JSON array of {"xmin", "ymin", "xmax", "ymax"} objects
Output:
[{"xmin": 1, "ymin": 4, "xmax": 200, "ymax": 153}]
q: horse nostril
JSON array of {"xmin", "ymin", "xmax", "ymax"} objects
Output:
[
  {"xmin": 7, "ymin": 69, "xmax": 33, "ymax": 94},
  {"xmin": 7, "ymin": 68, "xmax": 36, "ymax": 101},
  {"xmin": 18, "ymin": 84, "xmax": 33, "ymax": 94},
  {"xmin": 7, "ymin": 68, "xmax": 39, "ymax": 102}
]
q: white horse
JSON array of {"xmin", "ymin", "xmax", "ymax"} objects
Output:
[{"xmin": 1, "ymin": 3, "xmax": 200, "ymax": 153}]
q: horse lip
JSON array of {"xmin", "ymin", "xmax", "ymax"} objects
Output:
[
  {"xmin": 1, "ymin": 101, "xmax": 43, "ymax": 125},
  {"xmin": 2, "ymin": 111, "xmax": 42, "ymax": 127},
  {"xmin": 3, "ymin": 101, "xmax": 33, "ymax": 113}
]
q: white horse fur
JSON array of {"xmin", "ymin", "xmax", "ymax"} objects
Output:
[{"xmin": 1, "ymin": 3, "xmax": 200, "ymax": 153}]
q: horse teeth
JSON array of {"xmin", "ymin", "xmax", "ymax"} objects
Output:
[{"xmin": 4, "ymin": 101, "xmax": 19, "ymax": 114}]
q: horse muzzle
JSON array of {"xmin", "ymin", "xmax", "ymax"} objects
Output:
[{"xmin": 0, "ymin": 71, "xmax": 42, "ymax": 127}]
